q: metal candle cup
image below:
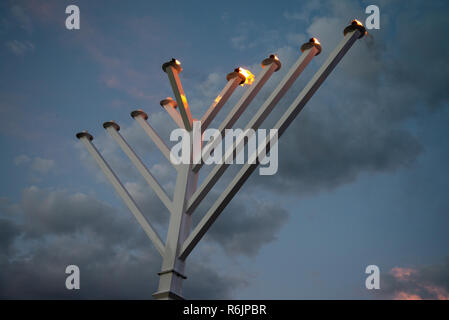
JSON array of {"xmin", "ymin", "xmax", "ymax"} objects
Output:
[{"xmin": 160, "ymin": 97, "xmax": 184, "ymax": 129}]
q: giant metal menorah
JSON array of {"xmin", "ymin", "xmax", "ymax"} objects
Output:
[{"xmin": 76, "ymin": 20, "xmax": 366, "ymax": 300}]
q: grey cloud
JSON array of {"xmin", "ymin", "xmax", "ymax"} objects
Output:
[
  {"xmin": 30, "ymin": 157, "xmax": 54, "ymax": 174},
  {"xmin": 0, "ymin": 186, "xmax": 246, "ymax": 299},
  {"xmin": 14, "ymin": 154, "xmax": 31, "ymax": 165},
  {"xmin": 237, "ymin": 1, "xmax": 447, "ymax": 195},
  {"xmin": 283, "ymin": 0, "xmax": 325, "ymax": 23},
  {"xmin": 285, "ymin": 33, "xmax": 307, "ymax": 46},
  {"xmin": 5, "ymin": 40, "xmax": 34, "ymax": 56},
  {"xmin": 0, "ymin": 218, "xmax": 20, "ymax": 257},
  {"xmin": 10, "ymin": 5, "xmax": 33, "ymax": 34},
  {"xmin": 213, "ymin": 1, "xmax": 448, "ymax": 198},
  {"xmin": 229, "ymin": 21, "xmax": 281, "ymax": 52},
  {"xmin": 192, "ymin": 188, "xmax": 289, "ymax": 257},
  {"xmin": 14, "ymin": 155, "xmax": 55, "ymax": 175},
  {"xmin": 231, "ymin": 34, "xmax": 250, "ymax": 51},
  {"xmin": 18, "ymin": 186, "xmax": 147, "ymax": 247},
  {"xmin": 185, "ymin": 260, "xmax": 248, "ymax": 299},
  {"xmin": 124, "ymin": 181, "xmax": 171, "ymax": 227}
]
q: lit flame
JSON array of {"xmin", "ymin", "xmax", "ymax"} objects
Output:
[
  {"xmin": 311, "ymin": 37, "xmax": 320, "ymax": 45},
  {"xmin": 352, "ymin": 19, "xmax": 364, "ymax": 27},
  {"xmin": 174, "ymin": 59, "xmax": 181, "ymax": 65},
  {"xmin": 351, "ymin": 19, "xmax": 367, "ymax": 36},
  {"xmin": 181, "ymin": 94, "xmax": 188, "ymax": 105},
  {"xmin": 237, "ymin": 67, "xmax": 255, "ymax": 86},
  {"xmin": 273, "ymin": 55, "xmax": 279, "ymax": 61}
]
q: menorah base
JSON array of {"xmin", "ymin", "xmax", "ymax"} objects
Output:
[{"xmin": 152, "ymin": 290, "xmax": 185, "ymax": 300}]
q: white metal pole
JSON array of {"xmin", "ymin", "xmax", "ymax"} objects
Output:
[
  {"xmin": 153, "ymin": 162, "xmax": 192, "ymax": 300},
  {"xmin": 200, "ymin": 71, "xmax": 245, "ymax": 132},
  {"xmin": 153, "ymin": 123, "xmax": 202, "ymax": 299},
  {"xmin": 76, "ymin": 131, "xmax": 165, "ymax": 256},
  {"xmin": 163, "ymin": 59, "xmax": 193, "ymax": 131},
  {"xmin": 130, "ymin": 109, "xmax": 177, "ymax": 167},
  {"xmin": 180, "ymin": 26, "xmax": 365, "ymax": 260},
  {"xmin": 187, "ymin": 43, "xmax": 320, "ymax": 214},
  {"xmin": 103, "ymin": 121, "xmax": 173, "ymax": 212},
  {"xmin": 160, "ymin": 97, "xmax": 185, "ymax": 129}
]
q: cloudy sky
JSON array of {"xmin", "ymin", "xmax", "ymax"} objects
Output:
[{"xmin": 0, "ymin": 0, "xmax": 448, "ymax": 299}]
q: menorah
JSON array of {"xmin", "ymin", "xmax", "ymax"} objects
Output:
[{"xmin": 76, "ymin": 20, "xmax": 366, "ymax": 300}]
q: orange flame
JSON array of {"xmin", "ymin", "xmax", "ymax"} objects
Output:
[
  {"xmin": 214, "ymin": 95, "xmax": 222, "ymax": 104},
  {"xmin": 181, "ymin": 94, "xmax": 188, "ymax": 105},
  {"xmin": 174, "ymin": 59, "xmax": 181, "ymax": 65},
  {"xmin": 237, "ymin": 67, "xmax": 255, "ymax": 86},
  {"xmin": 351, "ymin": 19, "xmax": 367, "ymax": 36},
  {"xmin": 352, "ymin": 19, "xmax": 364, "ymax": 27},
  {"xmin": 311, "ymin": 37, "xmax": 321, "ymax": 45}
]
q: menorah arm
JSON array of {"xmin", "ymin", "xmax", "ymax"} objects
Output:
[
  {"xmin": 200, "ymin": 73, "xmax": 243, "ymax": 133},
  {"xmin": 77, "ymin": 134, "xmax": 166, "ymax": 256},
  {"xmin": 104, "ymin": 122, "xmax": 173, "ymax": 213},
  {"xmin": 131, "ymin": 110, "xmax": 179, "ymax": 169},
  {"xmin": 180, "ymin": 160, "xmax": 256, "ymax": 260},
  {"xmin": 193, "ymin": 59, "xmax": 279, "ymax": 173},
  {"xmin": 186, "ymin": 45, "xmax": 319, "ymax": 214},
  {"xmin": 180, "ymin": 28, "xmax": 364, "ymax": 260},
  {"xmin": 160, "ymin": 98, "xmax": 185, "ymax": 129},
  {"xmin": 164, "ymin": 60, "xmax": 193, "ymax": 131}
]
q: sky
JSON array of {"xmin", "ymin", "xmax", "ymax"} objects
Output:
[{"xmin": 0, "ymin": 0, "xmax": 448, "ymax": 299}]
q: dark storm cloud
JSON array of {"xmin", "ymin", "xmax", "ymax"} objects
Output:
[
  {"xmin": 241, "ymin": 0, "xmax": 448, "ymax": 194},
  {"xmin": 0, "ymin": 187, "xmax": 246, "ymax": 299},
  {"xmin": 195, "ymin": 192, "xmax": 289, "ymax": 257},
  {"xmin": 17, "ymin": 186, "xmax": 146, "ymax": 246},
  {"xmin": 0, "ymin": 218, "xmax": 20, "ymax": 256},
  {"xmin": 184, "ymin": 261, "xmax": 247, "ymax": 300}
]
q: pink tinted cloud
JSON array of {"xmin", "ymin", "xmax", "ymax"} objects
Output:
[
  {"xmin": 391, "ymin": 267, "xmax": 416, "ymax": 281},
  {"xmin": 422, "ymin": 285, "xmax": 449, "ymax": 300},
  {"xmin": 390, "ymin": 267, "xmax": 449, "ymax": 300},
  {"xmin": 25, "ymin": 1, "xmax": 157, "ymax": 104},
  {"xmin": 394, "ymin": 292, "xmax": 422, "ymax": 300}
]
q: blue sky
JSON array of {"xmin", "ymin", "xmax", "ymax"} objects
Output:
[{"xmin": 0, "ymin": 0, "xmax": 448, "ymax": 299}]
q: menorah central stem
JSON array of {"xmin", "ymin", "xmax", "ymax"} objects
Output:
[{"xmin": 153, "ymin": 161, "xmax": 196, "ymax": 300}]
